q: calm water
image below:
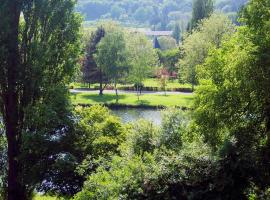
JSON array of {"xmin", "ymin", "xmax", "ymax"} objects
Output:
[{"xmin": 111, "ymin": 108, "xmax": 162, "ymax": 125}]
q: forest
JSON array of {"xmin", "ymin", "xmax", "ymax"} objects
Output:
[
  {"xmin": 1, "ymin": 0, "xmax": 270, "ymax": 200},
  {"xmin": 77, "ymin": 0, "xmax": 248, "ymax": 28}
]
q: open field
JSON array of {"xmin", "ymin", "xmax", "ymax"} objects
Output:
[{"xmin": 71, "ymin": 92, "xmax": 194, "ymax": 108}]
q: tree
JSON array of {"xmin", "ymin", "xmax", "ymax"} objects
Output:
[
  {"xmin": 95, "ymin": 30, "xmax": 128, "ymax": 98},
  {"xmin": 156, "ymin": 68, "xmax": 170, "ymax": 95},
  {"xmin": 0, "ymin": 1, "xmax": 81, "ymax": 199},
  {"xmin": 172, "ymin": 22, "xmax": 181, "ymax": 44},
  {"xmin": 82, "ymin": 26, "xmax": 106, "ymax": 95},
  {"xmin": 127, "ymin": 33, "xmax": 158, "ymax": 99},
  {"xmin": 189, "ymin": 0, "xmax": 213, "ymax": 31},
  {"xmin": 133, "ymin": 7, "xmax": 151, "ymax": 23},
  {"xmin": 158, "ymin": 36, "xmax": 177, "ymax": 51},
  {"xmin": 157, "ymin": 48, "xmax": 182, "ymax": 76},
  {"xmin": 193, "ymin": 0, "xmax": 270, "ymax": 193},
  {"xmin": 179, "ymin": 13, "xmax": 235, "ymax": 90},
  {"xmin": 111, "ymin": 5, "xmax": 125, "ymax": 19},
  {"xmin": 73, "ymin": 105, "xmax": 125, "ymax": 180}
]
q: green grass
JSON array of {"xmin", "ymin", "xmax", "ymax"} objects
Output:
[
  {"xmin": 71, "ymin": 92, "xmax": 194, "ymax": 108},
  {"xmin": 143, "ymin": 78, "xmax": 192, "ymax": 89},
  {"xmin": 70, "ymin": 78, "xmax": 192, "ymax": 90},
  {"xmin": 34, "ymin": 195, "xmax": 64, "ymax": 200}
]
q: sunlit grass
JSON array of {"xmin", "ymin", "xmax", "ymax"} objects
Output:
[
  {"xmin": 70, "ymin": 78, "xmax": 192, "ymax": 90},
  {"xmin": 34, "ymin": 195, "xmax": 64, "ymax": 200},
  {"xmin": 143, "ymin": 78, "xmax": 192, "ymax": 89},
  {"xmin": 71, "ymin": 92, "xmax": 194, "ymax": 108}
]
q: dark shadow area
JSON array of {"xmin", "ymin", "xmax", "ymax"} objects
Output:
[{"xmin": 136, "ymin": 100, "xmax": 151, "ymax": 105}]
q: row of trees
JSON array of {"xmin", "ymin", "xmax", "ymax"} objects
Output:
[
  {"xmin": 82, "ymin": 23, "xmax": 159, "ymax": 97},
  {"xmin": 80, "ymin": 0, "xmax": 244, "ymax": 93},
  {"xmin": 81, "ymin": 11, "xmax": 235, "ymax": 93}
]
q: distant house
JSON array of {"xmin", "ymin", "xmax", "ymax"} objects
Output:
[
  {"xmin": 132, "ymin": 29, "xmax": 173, "ymax": 49},
  {"xmin": 132, "ymin": 29, "xmax": 173, "ymax": 37},
  {"xmin": 144, "ymin": 31, "xmax": 173, "ymax": 37}
]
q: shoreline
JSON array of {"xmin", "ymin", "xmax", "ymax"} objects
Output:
[{"xmin": 74, "ymin": 103, "xmax": 191, "ymax": 110}]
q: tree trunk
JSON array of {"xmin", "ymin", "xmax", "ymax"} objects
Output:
[
  {"xmin": 114, "ymin": 79, "xmax": 118, "ymax": 99},
  {"xmin": 265, "ymin": 102, "xmax": 270, "ymax": 144},
  {"xmin": 5, "ymin": 112, "xmax": 26, "ymax": 200},
  {"xmin": 136, "ymin": 84, "xmax": 139, "ymax": 100},
  {"xmin": 3, "ymin": 1, "xmax": 26, "ymax": 199},
  {"xmin": 99, "ymin": 69, "xmax": 103, "ymax": 96}
]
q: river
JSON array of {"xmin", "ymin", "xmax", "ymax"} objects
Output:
[{"xmin": 111, "ymin": 108, "xmax": 162, "ymax": 125}]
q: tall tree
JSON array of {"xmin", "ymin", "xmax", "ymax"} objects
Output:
[
  {"xmin": 95, "ymin": 30, "xmax": 128, "ymax": 98},
  {"xmin": 190, "ymin": 0, "xmax": 213, "ymax": 31},
  {"xmin": 127, "ymin": 33, "xmax": 158, "ymax": 98},
  {"xmin": 82, "ymin": 26, "xmax": 106, "ymax": 95},
  {"xmin": 172, "ymin": 22, "xmax": 181, "ymax": 45},
  {"xmin": 0, "ymin": 1, "xmax": 81, "ymax": 199},
  {"xmin": 157, "ymin": 48, "xmax": 182, "ymax": 76},
  {"xmin": 179, "ymin": 14, "xmax": 235, "ymax": 90}
]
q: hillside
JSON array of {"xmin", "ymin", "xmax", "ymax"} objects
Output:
[{"xmin": 76, "ymin": 0, "xmax": 248, "ymax": 29}]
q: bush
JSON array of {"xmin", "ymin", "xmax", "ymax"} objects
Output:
[
  {"xmin": 160, "ymin": 108, "xmax": 190, "ymax": 150},
  {"xmin": 73, "ymin": 105, "xmax": 125, "ymax": 177},
  {"xmin": 74, "ymin": 155, "xmax": 157, "ymax": 200},
  {"xmin": 120, "ymin": 120, "xmax": 159, "ymax": 156}
]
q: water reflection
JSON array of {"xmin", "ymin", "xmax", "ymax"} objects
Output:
[{"xmin": 111, "ymin": 108, "xmax": 162, "ymax": 125}]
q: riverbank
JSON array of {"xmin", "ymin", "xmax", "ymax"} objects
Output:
[{"xmin": 71, "ymin": 92, "xmax": 194, "ymax": 108}]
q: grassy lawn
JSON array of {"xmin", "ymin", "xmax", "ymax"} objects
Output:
[
  {"xmin": 71, "ymin": 92, "xmax": 194, "ymax": 108},
  {"xmin": 70, "ymin": 78, "xmax": 192, "ymax": 90},
  {"xmin": 143, "ymin": 78, "xmax": 192, "ymax": 89},
  {"xmin": 34, "ymin": 195, "xmax": 64, "ymax": 200}
]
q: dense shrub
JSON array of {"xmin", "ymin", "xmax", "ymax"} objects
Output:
[{"xmin": 73, "ymin": 105, "xmax": 125, "ymax": 178}]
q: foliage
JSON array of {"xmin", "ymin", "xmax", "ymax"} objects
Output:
[
  {"xmin": 179, "ymin": 13, "xmax": 235, "ymax": 89},
  {"xmin": 0, "ymin": 128, "xmax": 7, "ymax": 200},
  {"xmin": 95, "ymin": 27, "xmax": 128, "ymax": 97},
  {"xmin": 77, "ymin": 0, "xmax": 193, "ymax": 30},
  {"xmin": 160, "ymin": 108, "xmax": 190, "ymax": 151},
  {"xmin": 189, "ymin": 0, "xmax": 214, "ymax": 30},
  {"xmin": 216, "ymin": 0, "xmax": 248, "ymax": 13},
  {"xmin": 172, "ymin": 22, "xmax": 181, "ymax": 44},
  {"xmin": 74, "ymin": 110, "xmax": 213, "ymax": 200},
  {"xmin": 68, "ymin": 105, "xmax": 125, "ymax": 185},
  {"xmin": 192, "ymin": 0, "xmax": 270, "ymax": 196},
  {"xmin": 0, "ymin": 0, "xmax": 82, "ymax": 199},
  {"xmin": 74, "ymin": 155, "xmax": 153, "ymax": 200},
  {"xmin": 81, "ymin": 26, "xmax": 105, "ymax": 85},
  {"xmin": 126, "ymin": 33, "xmax": 159, "ymax": 96},
  {"xmin": 77, "ymin": 0, "xmax": 247, "ymax": 30},
  {"xmin": 157, "ymin": 36, "xmax": 177, "ymax": 51},
  {"xmin": 121, "ymin": 120, "xmax": 159, "ymax": 156},
  {"xmin": 156, "ymin": 68, "xmax": 170, "ymax": 95},
  {"xmin": 74, "ymin": 0, "xmax": 270, "ymax": 199},
  {"xmin": 157, "ymin": 48, "xmax": 182, "ymax": 75}
]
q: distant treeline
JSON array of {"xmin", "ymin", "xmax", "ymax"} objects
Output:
[{"xmin": 76, "ymin": 0, "xmax": 248, "ymax": 30}]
